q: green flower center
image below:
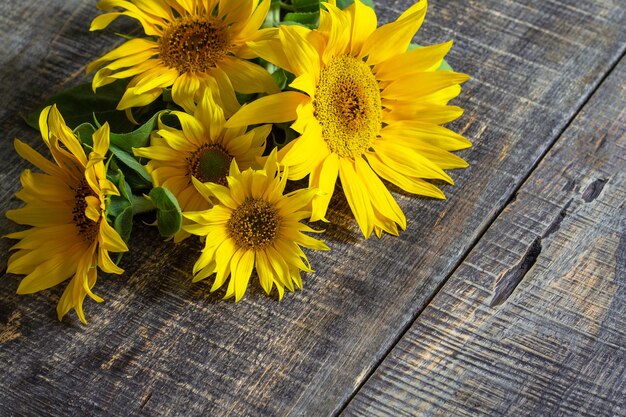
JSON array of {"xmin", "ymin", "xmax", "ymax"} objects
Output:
[
  {"xmin": 189, "ymin": 145, "xmax": 232, "ymax": 185},
  {"xmin": 313, "ymin": 55, "xmax": 382, "ymax": 159},
  {"xmin": 228, "ymin": 198, "xmax": 279, "ymax": 250},
  {"xmin": 160, "ymin": 17, "xmax": 230, "ymax": 73}
]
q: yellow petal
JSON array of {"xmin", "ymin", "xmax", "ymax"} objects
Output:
[
  {"xmin": 171, "ymin": 72, "xmax": 201, "ymax": 113},
  {"xmin": 98, "ymin": 248, "xmax": 124, "ymax": 275},
  {"xmin": 18, "ymin": 170, "xmax": 74, "ymax": 202},
  {"xmin": 362, "ymin": 0, "xmax": 427, "ymax": 65},
  {"xmin": 212, "ymin": 238, "xmax": 237, "ymax": 292},
  {"xmin": 381, "ymin": 121, "xmax": 472, "ymax": 151},
  {"xmin": 309, "ymin": 153, "xmax": 339, "ymax": 222},
  {"xmin": 365, "ymin": 152, "xmax": 445, "ymax": 198},
  {"xmin": 380, "ymin": 130, "xmax": 469, "ymax": 169},
  {"xmin": 278, "ymin": 187, "xmax": 318, "ymax": 214},
  {"xmin": 191, "ymin": 177, "xmax": 237, "ymax": 208},
  {"xmin": 382, "ymin": 71, "xmax": 470, "ymax": 100},
  {"xmin": 383, "ymin": 104, "xmax": 464, "ymax": 125},
  {"xmin": 280, "ymin": 25, "xmax": 320, "ymax": 77},
  {"xmin": 99, "ymin": 220, "xmax": 129, "ymax": 253},
  {"xmin": 93, "ymin": 59, "xmax": 161, "ymax": 90},
  {"xmin": 90, "ymin": 12, "xmax": 122, "ymax": 31},
  {"xmin": 225, "ymin": 91, "xmax": 308, "ymax": 127},
  {"xmin": 338, "ymin": 158, "xmax": 374, "ymax": 238},
  {"xmin": 6, "ymin": 204, "xmax": 73, "ymax": 227},
  {"xmin": 207, "ymin": 68, "xmax": 241, "ymax": 118},
  {"xmin": 265, "ymin": 245, "xmax": 294, "ymax": 292},
  {"xmin": 354, "ymin": 157, "xmax": 406, "ymax": 230},
  {"xmin": 173, "ymin": 111, "xmax": 206, "ymax": 144},
  {"xmin": 319, "ymin": 2, "xmax": 351, "ymax": 63},
  {"xmin": 349, "ymin": 0, "xmax": 377, "ymax": 57},
  {"xmin": 255, "ymin": 250, "xmax": 275, "ymax": 295},
  {"xmin": 13, "ymin": 139, "xmax": 64, "ymax": 178},
  {"xmin": 219, "ymin": 0, "xmax": 253, "ymax": 24},
  {"xmin": 281, "ymin": 124, "xmax": 328, "ymax": 181},
  {"xmin": 195, "ymin": 87, "xmax": 225, "ymax": 139},
  {"xmin": 233, "ymin": 249, "xmax": 255, "ymax": 301},
  {"xmin": 6, "ymin": 224, "xmax": 77, "ymax": 251},
  {"xmin": 87, "ymin": 38, "xmax": 158, "ymax": 74},
  {"xmin": 374, "ymin": 140, "xmax": 453, "ymax": 183},
  {"xmin": 245, "ymin": 35, "xmax": 292, "ymax": 73},
  {"xmin": 134, "ymin": 67, "xmax": 179, "ymax": 94},
  {"xmin": 90, "ymin": 124, "xmax": 110, "ymax": 163},
  {"xmin": 16, "ymin": 250, "xmax": 80, "ymax": 294},
  {"xmin": 236, "ymin": 0, "xmax": 271, "ymax": 39},
  {"xmin": 289, "ymin": 72, "xmax": 317, "ymax": 97},
  {"xmin": 117, "ymin": 86, "xmax": 162, "ymax": 110},
  {"xmin": 374, "ymin": 40, "xmax": 453, "ymax": 80}
]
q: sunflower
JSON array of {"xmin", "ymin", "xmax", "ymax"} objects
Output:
[
  {"xmin": 87, "ymin": 0, "xmax": 279, "ymax": 116},
  {"xmin": 183, "ymin": 150, "xmax": 329, "ymax": 301},
  {"xmin": 5, "ymin": 105, "xmax": 128, "ymax": 323},
  {"xmin": 226, "ymin": 0, "xmax": 471, "ymax": 238},
  {"xmin": 133, "ymin": 87, "xmax": 270, "ymax": 242}
]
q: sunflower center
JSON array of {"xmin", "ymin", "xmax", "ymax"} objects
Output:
[
  {"xmin": 228, "ymin": 198, "xmax": 279, "ymax": 250},
  {"xmin": 72, "ymin": 179, "xmax": 100, "ymax": 244},
  {"xmin": 313, "ymin": 55, "xmax": 382, "ymax": 159},
  {"xmin": 160, "ymin": 17, "xmax": 230, "ymax": 73},
  {"xmin": 188, "ymin": 144, "xmax": 232, "ymax": 185}
]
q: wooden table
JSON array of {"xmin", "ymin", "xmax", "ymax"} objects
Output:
[{"xmin": 1, "ymin": 0, "xmax": 624, "ymax": 415}]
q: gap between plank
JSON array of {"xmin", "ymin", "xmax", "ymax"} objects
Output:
[{"xmin": 333, "ymin": 46, "xmax": 626, "ymax": 417}]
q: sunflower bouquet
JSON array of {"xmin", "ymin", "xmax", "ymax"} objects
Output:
[{"xmin": 5, "ymin": 0, "xmax": 470, "ymax": 323}]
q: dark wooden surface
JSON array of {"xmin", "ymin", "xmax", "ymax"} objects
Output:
[
  {"xmin": 343, "ymin": 56, "xmax": 626, "ymax": 417},
  {"xmin": 0, "ymin": 1, "xmax": 624, "ymax": 416}
]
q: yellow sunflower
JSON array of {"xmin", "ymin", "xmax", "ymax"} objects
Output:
[
  {"xmin": 87, "ymin": 0, "xmax": 279, "ymax": 116},
  {"xmin": 6, "ymin": 105, "xmax": 128, "ymax": 324},
  {"xmin": 133, "ymin": 87, "xmax": 270, "ymax": 242},
  {"xmin": 183, "ymin": 150, "xmax": 329, "ymax": 301},
  {"xmin": 226, "ymin": 0, "xmax": 471, "ymax": 238}
]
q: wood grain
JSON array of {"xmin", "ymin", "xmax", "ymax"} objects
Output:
[
  {"xmin": 0, "ymin": 0, "xmax": 625, "ymax": 415},
  {"xmin": 343, "ymin": 57, "xmax": 626, "ymax": 417}
]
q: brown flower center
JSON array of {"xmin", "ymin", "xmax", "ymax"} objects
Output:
[
  {"xmin": 159, "ymin": 16, "xmax": 230, "ymax": 73},
  {"xmin": 71, "ymin": 179, "xmax": 100, "ymax": 244},
  {"xmin": 188, "ymin": 144, "xmax": 232, "ymax": 185},
  {"xmin": 228, "ymin": 198, "xmax": 279, "ymax": 250},
  {"xmin": 313, "ymin": 55, "xmax": 382, "ymax": 159}
]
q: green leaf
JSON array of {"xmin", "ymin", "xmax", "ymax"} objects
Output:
[
  {"xmin": 109, "ymin": 144, "xmax": 153, "ymax": 191},
  {"xmin": 106, "ymin": 169, "xmax": 134, "ymax": 243},
  {"xmin": 291, "ymin": 0, "xmax": 320, "ymax": 12},
  {"xmin": 438, "ymin": 58, "xmax": 453, "ymax": 71},
  {"xmin": 22, "ymin": 79, "xmax": 136, "ymax": 132},
  {"xmin": 73, "ymin": 123, "xmax": 97, "ymax": 146},
  {"xmin": 271, "ymin": 68, "xmax": 289, "ymax": 90},
  {"xmin": 113, "ymin": 205, "xmax": 134, "ymax": 243},
  {"xmin": 108, "ymin": 196, "xmax": 130, "ymax": 218},
  {"xmin": 109, "ymin": 110, "xmax": 164, "ymax": 153},
  {"xmin": 283, "ymin": 11, "xmax": 320, "ymax": 28},
  {"xmin": 149, "ymin": 187, "xmax": 182, "ymax": 237},
  {"xmin": 336, "ymin": 0, "xmax": 373, "ymax": 10},
  {"xmin": 408, "ymin": 43, "xmax": 453, "ymax": 71}
]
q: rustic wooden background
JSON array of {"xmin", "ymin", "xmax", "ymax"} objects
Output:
[{"xmin": 0, "ymin": 0, "xmax": 624, "ymax": 416}]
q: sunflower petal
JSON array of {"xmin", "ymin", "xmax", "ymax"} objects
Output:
[
  {"xmin": 362, "ymin": 0, "xmax": 427, "ymax": 65},
  {"xmin": 225, "ymin": 91, "xmax": 308, "ymax": 127}
]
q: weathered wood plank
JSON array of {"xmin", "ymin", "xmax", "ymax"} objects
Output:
[
  {"xmin": 343, "ymin": 57, "xmax": 626, "ymax": 417},
  {"xmin": 0, "ymin": 0, "xmax": 625, "ymax": 416}
]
